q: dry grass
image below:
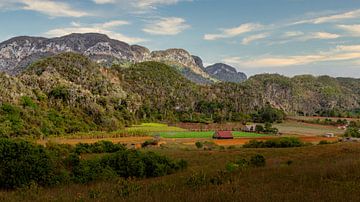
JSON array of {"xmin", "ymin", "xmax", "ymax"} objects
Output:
[
  {"xmin": 274, "ymin": 120, "xmax": 344, "ymax": 136},
  {"xmin": 1, "ymin": 143, "xmax": 360, "ymax": 201}
]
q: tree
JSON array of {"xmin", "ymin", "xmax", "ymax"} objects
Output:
[
  {"xmin": 344, "ymin": 127, "xmax": 360, "ymax": 138},
  {"xmin": 255, "ymin": 124, "xmax": 264, "ymax": 133}
]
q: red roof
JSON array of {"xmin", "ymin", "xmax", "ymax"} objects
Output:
[{"xmin": 213, "ymin": 131, "xmax": 233, "ymax": 139}]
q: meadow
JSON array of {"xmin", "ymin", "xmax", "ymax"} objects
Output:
[{"xmin": 1, "ymin": 142, "xmax": 360, "ymax": 202}]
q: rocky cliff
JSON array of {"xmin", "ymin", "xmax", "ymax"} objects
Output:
[
  {"xmin": 205, "ymin": 63, "xmax": 247, "ymax": 83},
  {"xmin": 0, "ymin": 33, "xmax": 212, "ymax": 83}
]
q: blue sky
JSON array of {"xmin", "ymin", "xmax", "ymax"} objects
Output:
[{"xmin": 1, "ymin": 0, "xmax": 360, "ymax": 77}]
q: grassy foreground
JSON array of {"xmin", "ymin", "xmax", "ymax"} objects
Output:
[{"xmin": 1, "ymin": 142, "xmax": 360, "ymax": 201}]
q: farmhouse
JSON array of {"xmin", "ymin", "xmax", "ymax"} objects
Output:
[
  {"xmin": 242, "ymin": 124, "xmax": 256, "ymax": 132},
  {"xmin": 323, "ymin": 133, "xmax": 335, "ymax": 138},
  {"xmin": 213, "ymin": 131, "xmax": 234, "ymax": 139}
]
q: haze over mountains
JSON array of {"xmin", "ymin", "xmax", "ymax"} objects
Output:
[{"xmin": 0, "ymin": 33, "xmax": 247, "ymax": 84}]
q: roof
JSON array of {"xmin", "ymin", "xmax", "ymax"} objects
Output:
[{"xmin": 214, "ymin": 131, "xmax": 233, "ymax": 138}]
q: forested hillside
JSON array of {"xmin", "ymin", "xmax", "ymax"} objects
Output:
[{"xmin": 0, "ymin": 52, "xmax": 359, "ymax": 137}]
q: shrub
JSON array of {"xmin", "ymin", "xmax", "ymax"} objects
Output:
[
  {"xmin": 344, "ymin": 127, "xmax": 360, "ymax": 138},
  {"xmin": 0, "ymin": 139, "xmax": 61, "ymax": 189},
  {"xmin": 195, "ymin": 141, "xmax": 203, "ymax": 149},
  {"xmin": 225, "ymin": 162, "xmax": 239, "ymax": 172},
  {"xmin": 243, "ymin": 137, "xmax": 304, "ymax": 148},
  {"xmin": 141, "ymin": 140, "xmax": 159, "ymax": 148},
  {"xmin": 250, "ymin": 154, "xmax": 266, "ymax": 167},
  {"xmin": 20, "ymin": 96, "xmax": 37, "ymax": 109},
  {"xmin": 0, "ymin": 139, "xmax": 187, "ymax": 189},
  {"xmin": 74, "ymin": 141, "xmax": 126, "ymax": 154},
  {"xmin": 186, "ymin": 171, "xmax": 208, "ymax": 188},
  {"xmin": 255, "ymin": 124, "xmax": 264, "ymax": 133},
  {"xmin": 48, "ymin": 85, "xmax": 70, "ymax": 101}
]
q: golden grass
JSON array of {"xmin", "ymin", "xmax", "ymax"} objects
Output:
[{"xmin": 2, "ymin": 142, "xmax": 360, "ymax": 201}]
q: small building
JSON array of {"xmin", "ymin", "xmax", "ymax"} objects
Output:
[
  {"xmin": 213, "ymin": 131, "xmax": 234, "ymax": 139},
  {"xmin": 242, "ymin": 124, "xmax": 257, "ymax": 132},
  {"xmin": 323, "ymin": 133, "xmax": 335, "ymax": 138}
]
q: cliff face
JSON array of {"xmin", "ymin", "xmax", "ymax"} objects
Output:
[
  {"xmin": 205, "ymin": 63, "xmax": 247, "ymax": 83},
  {"xmin": 0, "ymin": 33, "xmax": 211, "ymax": 83}
]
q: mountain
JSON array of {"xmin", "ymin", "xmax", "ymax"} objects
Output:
[
  {"xmin": 205, "ymin": 63, "xmax": 247, "ymax": 83},
  {"xmin": 0, "ymin": 52, "xmax": 360, "ymax": 137},
  {"xmin": 0, "ymin": 33, "xmax": 212, "ymax": 83}
]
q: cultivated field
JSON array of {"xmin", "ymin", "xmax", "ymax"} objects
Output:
[
  {"xmin": 274, "ymin": 120, "xmax": 345, "ymax": 136},
  {"xmin": 38, "ymin": 121, "xmax": 343, "ymax": 147}
]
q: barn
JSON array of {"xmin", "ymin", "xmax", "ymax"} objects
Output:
[{"xmin": 213, "ymin": 131, "xmax": 234, "ymax": 139}]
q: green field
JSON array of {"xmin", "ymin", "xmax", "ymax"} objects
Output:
[
  {"xmin": 155, "ymin": 131, "xmax": 267, "ymax": 138},
  {"xmin": 126, "ymin": 123, "xmax": 187, "ymax": 133}
]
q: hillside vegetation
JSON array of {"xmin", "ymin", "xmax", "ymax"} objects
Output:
[{"xmin": 0, "ymin": 52, "xmax": 359, "ymax": 137}]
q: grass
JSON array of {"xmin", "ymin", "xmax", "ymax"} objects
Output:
[
  {"xmin": 2, "ymin": 142, "xmax": 360, "ymax": 201},
  {"xmin": 274, "ymin": 120, "xmax": 344, "ymax": 136},
  {"xmin": 125, "ymin": 123, "xmax": 187, "ymax": 133},
  {"xmin": 155, "ymin": 131, "xmax": 267, "ymax": 138}
]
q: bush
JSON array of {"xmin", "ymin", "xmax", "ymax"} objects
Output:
[
  {"xmin": 255, "ymin": 124, "xmax": 264, "ymax": 133},
  {"xmin": 344, "ymin": 127, "xmax": 360, "ymax": 138},
  {"xmin": 186, "ymin": 171, "xmax": 208, "ymax": 188},
  {"xmin": 0, "ymin": 139, "xmax": 187, "ymax": 189},
  {"xmin": 0, "ymin": 139, "xmax": 62, "ymax": 189},
  {"xmin": 74, "ymin": 141, "xmax": 126, "ymax": 154},
  {"xmin": 250, "ymin": 154, "xmax": 266, "ymax": 167},
  {"xmin": 195, "ymin": 141, "xmax": 203, "ymax": 149},
  {"xmin": 243, "ymin": 137, "xmax": 304, "ymax": 148},
  {"xmin": 141, "ymin": 140, "xmax": 158, "ymax": 148},
  {"xmin": 225, "ymin": 154, "xmax": 266, "ymax": 173}
]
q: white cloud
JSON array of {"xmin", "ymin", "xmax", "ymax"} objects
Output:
[
  {"xmin": 309, "ymin": 32, "xmax": 340, "ymax": 39},
  {"xmin": 142, "ymin": 17, "xmax": 190, "ymax": 35},
  {"xmin": 45, "ymin": 20, "xmax": 146, "ymax": 44},
  {"xmin": 241, "ymin": 33, "xmax": 269, "ymax": 45},
  {"xmin": 273, "ymin": 31, "xmax": 340, "ymax": 44},
  {"xmin": 0, "ymin": 0, "xmax": 89, "ymax": 17},
  {"xmin": 204, "ymin": 23, "xmax": 263, "ymax": 41},
  {"xmin": 93, "ymin": 0, "xmax": 115, "ymax": 4},
  {"xmin": 283, "ymin": 31, "xmax": 304, "ymax": 38},
  {"xmin": 294, "ymin": 9, "xmax": 360, "ymax": 25},
  {"xmin": 338, "ymin": 24, "xmax": 360, "ymax": 36},
  {"xmin": 93, "ymin": 0, "xmax": 189, "ymax": 10},
  {"xmin": 223, "ymin": 44, "xmax": 360, "ymax": 68}
]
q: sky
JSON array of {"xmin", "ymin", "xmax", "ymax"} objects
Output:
[{"xmin": 1, "ymin": 0, "xmax": 360, "ymax": 78}]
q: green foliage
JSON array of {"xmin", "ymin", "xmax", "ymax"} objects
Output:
[
  {"xmin": 195, "ymin": 141, "xmax": 203, "ymax": 149},
  {"xmin": 0, "ymin": 139, "xmax": 187, "ymax": 189},
  {"xmin": 250, "ymin": 154, "xmax": 266, "ymax": 167},
  {"xmin": 225, "ymin": 154, "xmax": 266, "ymax": 173},
  {"xmin": 74, "ymin": 141, "xmax": 126, "ymax": 154},
  {"xmin": 243, "ymin": 137, "xmax": 305, "ymax": 148},
  {"xmin": 20, "ymin": 96, "xmax": 37, "ymax": 109},
  {"xmin": 0, "ymin": 139, "xmax": 62, "ymax": 189},
  {"xmin": 48, "ymin": 86, "xmax": 70, "ymax": 101},
  {"xmin": 255, "ymin": 124, "xmax": 264, "ymax": 133},
  {"xmin": 344, "ymin": 127, "xmax": 360, "ymax": 138},
  {"xmin": 252, "ymin": 104, "xmax": 285, "ymax": 123}
]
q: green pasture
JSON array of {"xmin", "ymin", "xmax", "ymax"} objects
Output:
[{"xmin": 126, "ymin": 123, "xmax": 186, "ymax": 133}]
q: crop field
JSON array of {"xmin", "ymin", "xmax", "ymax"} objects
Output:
[
  {"xmin": 125, "ymin": 123, "xmax": 187, "ymax": 133},
  {"xmin": 155, "ymin": 131, "xmax": 267, "ymax": 138},
  {"xmin": 274, "ymin": 120, "xmax": 344, "ymax": 136},
  {"xmin": 288, "ymin": 116, "xmax": 360, "ymax": 122}
]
